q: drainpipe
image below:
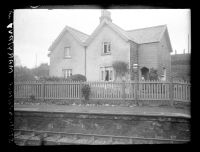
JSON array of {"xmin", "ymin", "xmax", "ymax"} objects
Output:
[
  {"xmin": 84, "ymin": 46, "xmax": 87, "ymax": 77},
  {"xmin": 134, "ymin": 43, "xmax": 139, "ymax": 103}
]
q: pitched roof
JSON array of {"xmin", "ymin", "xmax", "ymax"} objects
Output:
[
  {"xmin": 48, "ymin": 20, "xmax": 171, "ymax": 52},
  {"xmin": 126, "ymin": 25, "xmax": 167, "ymax": 44},
  {"xmin": 66, "ymin": 26, "xmax": 89, "ymax": 43},
  {"xmin": 48, "ymin": 25, "xmax": 89, "ymax": 51},
  {"xmin": 85, "ymin": 20, "xmax": 130, "ymax": 45},
  {"xmin": 85, "ymin": 20, "xmax": 168, "ymax": 46}
]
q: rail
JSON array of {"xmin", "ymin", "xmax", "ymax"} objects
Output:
[{"xmin": 14, "ymin": 129, "xmax": 189, "ymax": 145}]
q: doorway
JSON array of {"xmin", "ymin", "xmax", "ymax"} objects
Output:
[{"xmin": 141, "ymin": 67, "xmax": 149, "ymax": 80}]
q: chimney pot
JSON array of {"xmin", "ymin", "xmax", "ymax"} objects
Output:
[{"xmin": 99, "ymin": 10, "xmax": 112, "ymax": 23}]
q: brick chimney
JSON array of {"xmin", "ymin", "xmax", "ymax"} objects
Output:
[{"xmin": 99, "ymin": 10, "xmax": 112, "ymax": 23}]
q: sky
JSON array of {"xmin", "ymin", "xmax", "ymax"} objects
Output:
[{"xmin": 14, "ymin": 9, "xmax": 190, "ymax": 69}]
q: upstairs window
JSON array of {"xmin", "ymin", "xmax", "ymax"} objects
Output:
[
  {"xmin": 103, "ymin": 42, "xmax": 111, "ymax": 54},
  {"xmin": 64, "ymin": 47, "xmax": 71, "ymax": 58},
  {"xmin": 63, "ymin": 69, "xmax": 72, "ymax": 78}
]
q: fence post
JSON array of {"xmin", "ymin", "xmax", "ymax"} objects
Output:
[
  {"xmin": 136, "ymin": 80, "xmax": 138, "ymax": 102},
  {"xmin": 122, "ymin": 81, "xmax": 126, "ymax": 102},
  {"xmin": 79, "ymin": 81, "xmax": 82, "ymax": 102},
  {"xmin": 41, "ymin": 80, "xmax": 45, "ymax": 102},
  {"xmin": 169, "ymin": 79, "xmax": 174, "ymax": 107}
]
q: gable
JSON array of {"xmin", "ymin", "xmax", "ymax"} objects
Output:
[
  {"xmin": 163, "ymin": 28, "xmax": 173, "ymax": 52},
  {"xmin": 159, "ymin": 28, "xmax": 173, "ymax": 52},
  {"xmin": 85, "ymin": 20, "xmax": 130, "ymax": 47},
  {"xmin": 49, "ymin": 31, "xmax": 84, "ymax": 59},
  {"xmin": 48, "ymin": 26, "xmax": 89, "ymax": 52}
]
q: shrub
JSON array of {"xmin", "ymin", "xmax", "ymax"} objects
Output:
[
  {"xmin": 67, "ymin": 74, "xmax": 87, "ymax": 81},
  {"xmin": 41, "ymin": 74, "xmax": 86, "ymax": 82},
  {"xmin": 14, "ymin": 66, "xmax": 36, "ymax": 82},
  {"xmin": 42, "ymin": 76, "xmax": 67, "ymax": 81},
  {"xmin": 29, "ymin": 95, "xmax": 36, "ymax": 101},
  {"xmin": 112, "ymin": 61, "xmax": 128, "ymax": 81},
  {"xmin": 149, "ymin": 68, "xmax": 159, "ymax": 81},
  {"xmin": 81, "ymin": 84, "xmax": 91, "ymax": 101}
]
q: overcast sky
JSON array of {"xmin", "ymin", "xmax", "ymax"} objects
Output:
[{"xmin": 14, "ymin": 9, "xmax": 190, "ymax": 69}]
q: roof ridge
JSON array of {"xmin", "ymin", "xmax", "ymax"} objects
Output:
[
  {"xmin": 65, "ymin": 25, "xmax": 89, "ymax": 36},
  {"xmin": 110, "ymin": 22, "xmax": 126, "ymax": 32},
  {"xmin": 126, "ymin": 24, "xmax": 167, "ymax": 32},
  {"xmin": 109, "ymin": 21, "xmax": 131, "ymax": 40}
]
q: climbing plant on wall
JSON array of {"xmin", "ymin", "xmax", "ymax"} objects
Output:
[{"xmin": 112, "ymin": 61, "xmax": 129, "ymax": 81}]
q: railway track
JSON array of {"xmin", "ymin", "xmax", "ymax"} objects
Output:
[{"xmin": 14, "ymin": 129, "xmax": 189, "ymax": 145}]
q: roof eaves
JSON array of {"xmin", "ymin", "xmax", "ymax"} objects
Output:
[
  {"xmin": 85, "ymin": 20, "xmax": 106, "ymax": 46},
  {"xmin": 126, "ymin": 24, "xmax": 167, "ymax": 32},
  {"xmin": 126, "ymin": 24, "xmax": 167, "ymax": 44},
  {"xmin": 48, "ymin": 26, "xmax": 67, "ymax": 52},
  {"xmin": 158, "ymin": 25, "xmax": 167, "ymax": 42},
  {"xmin": 48, "ymin": 26, "xmax": 88, "ymax": 51},
  {"xmin": 109, "ymin": 23, "xmax": 129, "ymax": 41},
  {"xmin": 165, "ymin": 27, "xmax": 173, "ymax": 52}
]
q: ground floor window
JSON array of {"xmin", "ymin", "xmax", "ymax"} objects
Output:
[
  {"xmin": 160, "ymin": 67, "xmax": 166, "ymax": 81},
  {"xmin": 63, "ymin": 69, "xmax": 72, "ymax": 78},
  {"xmin": 100, "ymin": 66, "xmax": 113, "ymax": 81}
]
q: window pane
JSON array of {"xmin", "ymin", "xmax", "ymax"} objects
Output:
[
  {"xmin": 110, "ymin": 70, "xmax": 112, "ymax": 80},
  {"xmin": 65, "ymin": 47, "xmax": 70, "ymax": 57},
  {"xmin": 63, "ymin": 70, "xmax": 67, "ymax": 78},
  {"xmin": 104, "ymin": 44, "xmax": 107, "ymax": 53},
  {"xmin": 63, "ymin": 69, "xmax": 72, "ymax": 78},
  {"xmin": 65, "ymin": 48, "xmax": 67, "ymax": 56},
  {"xmin": 108, "ymin": 43, "xmax": 111, "ymax": 52},
  {"xmin": 105, "ymin": 70, "xmax": 109, "ymax": 81},
  {"xmin": 101, "ymin": 70, "xmax": 103, "ymax": 81},
  {"xmin": 67, "ymin": 48, "xmax": 69, "ymax": 56}
]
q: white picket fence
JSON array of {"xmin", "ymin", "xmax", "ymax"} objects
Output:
[{"xmin": 14, "ymin": 80, "xmax": 191, "ymax": 102}]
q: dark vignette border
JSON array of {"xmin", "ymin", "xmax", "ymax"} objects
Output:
[
  {"xmin": 7, "ymin": 0, "xmax": 195, "ymax": 151},
  {"xmin": 8, "ymin": 10, "xmax": 14, "ymax": 145}
]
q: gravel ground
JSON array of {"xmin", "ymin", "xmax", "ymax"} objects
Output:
[{"xmin": 14, "ymin": 102, "xmax": 190, "ymax": 117}]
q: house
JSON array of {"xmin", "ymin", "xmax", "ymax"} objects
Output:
[{"xmin": 48, "ymin": 10, "xmax": 172, "ymax": 81}]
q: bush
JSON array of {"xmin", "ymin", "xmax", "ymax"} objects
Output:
[
  {"xmin": 149, "ymin": 68, "xmax": 159, "ymax": 81},
  {"xmin": 41, "ymin": 74, "xmax": 86, "ymax": 82},
  {"xmin": 112, "ymin": 61, "xmax": 128, "ymax": 81},
  {"xmin": 42, "ymin": 76, "xmax": 67, "ymax": 81},
  {"xmin": 29, "ymin": 95, "xmax": 36, "ymax": 101},
  {"xmin": 14, "ymin": 66, "xmax": 36, "ymax": 82},
  {"xmin": 67, "ymin": 74, "xmax": 87, "ymax": 81},
  {"xmin": 81, "ymin": 84, "xmax": 91, "ymax": 101}
]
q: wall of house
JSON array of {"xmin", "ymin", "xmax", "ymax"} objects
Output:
[
  {"xmin": 129, "ymin": 41, "xmax": 138, "ymax": 80},
  {"xmin": 86, "ymin": 25, "xmax": 130, "ymax": 81},
  {"xmin": 157, "ymin": 31, "xmax": 172, "ymax": 81},
  {"xmin": 138, "ymin": 43, "xmax": 158, "ymax": 79},
  {"xmin": 49, "ymin": 32, "xmax": 85, "ymax": 77}
]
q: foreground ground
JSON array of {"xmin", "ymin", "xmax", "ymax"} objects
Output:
[{"xmin": 14, "ymin": 102, "xmax": 190, "ymax": 118}]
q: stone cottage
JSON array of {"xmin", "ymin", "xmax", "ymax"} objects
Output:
[{"xmin": 48, "ymin": 10, "xmax": 172, "ymax": 81}]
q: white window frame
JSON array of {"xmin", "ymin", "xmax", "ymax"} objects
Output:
[
  {"xmin": 64, "ymin": 47, "xmax": 71, "ymax": 58},
  {"xmin": 63, "ymin": 69, "xmax": 72, "ymax": 78},
  {"xmin": 102, "ymin": 42, "xmax": 111, "ymax": 54},
  {"xmin": 100, "ymin": 66, "xmax": 114, "ymax": 81},
  {"xmin": 160, "ymin": 67, "xmax": 166, "ymax": 81}
]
